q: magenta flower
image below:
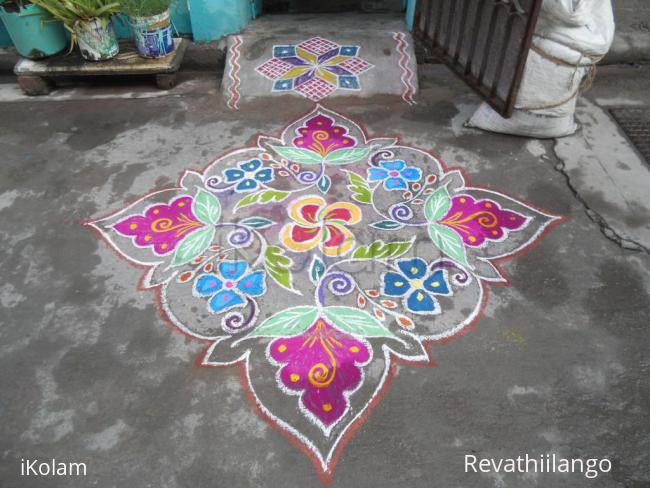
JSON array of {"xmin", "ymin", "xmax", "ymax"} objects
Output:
[
  {"xmin": 292, "ymin": 114, "xmax": 355, "ymax": 156},
  {"xmin": 113, "ymin": 195, "xmax": 204, "ymax": 255},
  {"xmin": 439, "ymin": 195, "xmax": 528, "ymax": 247},
  {"xmin": 269, "ymin": 318, "xmax": 370, "ymax": 428}
]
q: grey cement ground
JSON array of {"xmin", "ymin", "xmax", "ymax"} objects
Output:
[
  {"xmin": 1, "ymin": 64, "xmax": 649, "ymax": 487},
  {"xmin": 604, "ymin": 0, "xmax": 650, "ymax": 64}
]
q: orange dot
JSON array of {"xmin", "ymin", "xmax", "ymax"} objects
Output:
[
  {"xmin": 322, "ymin": 403, "xmax": 333, "ymax": 412},
  {"xmin": 492, "ymin": 230, "xmax": 499, "ymax": 235},
  {"xmin": 129, "ymin": 223, "xmax": 137, "ymax": 230},
  {"xmin": 290, "ymin": 374, "xmax": 300, "ymax": 382},
  {"xmin": 316, "ymin": 121, "xmax": 323, "ymax": 125},
  {"xmin": 485, "ymin": 203, "xmax": 493, "ymax": 208},
  {"xmin": 177, "ymin": 202, "xmax": 185, "ymax": 207},
  {"xmin": 468, "ymin": 236, "xmax": 477, "ymax": 243},
  {"xmin": 296, "ymin": 140, "xmax": 304, "ymax": 145},
  {"xmin": 144, "ymin": 235, "xmax": 151, "ymax": 242},
  {"xmin": 333, "ymin": 128, "xmax": 340, "ymax": 133},
  {"xmin": 460, "ymin": 198, "xmax": 466, "ymax": 203},
  {"xmin": 278, "ymin": 344, "xmax": 287, "ymax": 353},
  {"xmin": 350, "ymin": 346, "xmax": 359, "ymax": 353},
  {"xmin": 161, "ymin": 243, "xmax": 168, "ymax": 250}
]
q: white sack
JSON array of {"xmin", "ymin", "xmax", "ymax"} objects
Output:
[
  {"xmin": 536, "ymin": 0, "xmax": 615, "ymax": 57},
  {"xmin": 467, "ymin": 0, "xmax": 614, "ymax": 138}
]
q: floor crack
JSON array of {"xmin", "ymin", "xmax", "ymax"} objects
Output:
[{"xmin": 552, "ymin": 159, "xmax": 650, "ymax": 254}]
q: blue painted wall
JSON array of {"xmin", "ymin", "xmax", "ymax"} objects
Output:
[
  {"xmin": 189, "ymin": 0, "xmax": 254, "ymax": 42},
  {"xmin": 405, "ymin": 0, "xmax": 416, "ymax": 29},
  {"xmin": 0, "ymin": 20, "xmax": 11, "ymax": 47}
]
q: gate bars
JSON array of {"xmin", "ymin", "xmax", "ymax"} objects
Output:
[{"xmin": 413, "ymin": 0, "xmax": 543, "ymax": 118}]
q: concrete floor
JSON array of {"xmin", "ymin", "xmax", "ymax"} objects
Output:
[{"xmin": 0, "ymin": 63, "xmax": 649, "ymax": 487}]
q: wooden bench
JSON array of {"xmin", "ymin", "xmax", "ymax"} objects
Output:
[{"xmin": 14, "ymin": 38, "xmax": 188, "ymax": 96}]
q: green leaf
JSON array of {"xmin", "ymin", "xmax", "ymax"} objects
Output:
[
  {"xmin": 345, "ymin": 171, "xmax": 372, "ymax": 204},
  {"xmin": 270, "ymin": 145, "xmax": 323, "ymax": 165},
  {"xmin": 235, "ymin": 190, "xmax": 289, "ymax": 211},
  {"xmin": 239, "ymin": 217, "xmax": 274, "ymax": 229},
  {"xmin": 171, "ymin": 226, "xmax": 214, "ymax": 267},
  {"xmin": 323, "ymin": 306, "xmax": 397, "ymax": 339},
  {"xmin": 264, "ymin": 245, "xmax": 294, "ymax": 291},
  {"xmin": 427, "ymin": 223, "xmax": 469, "ymax": 267},
  {"xmin": 317, "ymin": 175, "xmax": 331, "ymax": 194},
  {"xmin": 424, "ymin": 186, "xmax": 451, "ymax": 222},
  {"xmin": 192, "ymin": 189, "xmax": 221, "ymax": 225},
  {"xmin": 309, "ymin": 256, "xmax": 325, "ymax": 285},
  {"xmin": 247, "ymin": 306, "xmax": 319, "ymax": 338},
  {"xmin": 352, "ymin": 239, "xmax": 413, "ymax": 260},
  {"xmin": 370, "ymin": 220, "xmax": 404, "ymax": 230},
  {"xmin": 325, "ymin": 147, "xmax": 371, "ymax": 165}
]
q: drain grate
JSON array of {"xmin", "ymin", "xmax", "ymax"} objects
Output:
[{"xmin": 609, "ymin": 107, "xmax": 650, "ymax": 164}]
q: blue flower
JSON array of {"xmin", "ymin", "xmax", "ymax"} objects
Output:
[
  {"xmin": 367, "ymin": 160, "xmax": 422, "ymax": 191},
  {"xmin": 223, "ymin": 159, "xmax": 274, "ymax": 192},
  {"xmin": 381, "ymin": 258, "xmax": 451, "ymax": 315},
  {"xmin": 194, "ymin": 260, "xmax": 266, "ymax": 313}
]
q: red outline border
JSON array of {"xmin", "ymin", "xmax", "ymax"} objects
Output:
[{"xmin": 80, "ymin": 105, "xmax": 566, "ymax": 483}]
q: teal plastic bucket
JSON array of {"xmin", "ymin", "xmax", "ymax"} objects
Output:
[{"xmin": 0, "ymin": 4, "xmax": 67, "ymax": 59}]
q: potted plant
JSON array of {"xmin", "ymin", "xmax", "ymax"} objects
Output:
[
  {"xmin": 29, "ymin": 0, "xmax": 122, "ymax": 61},
  {"xmin": 0, "ymin": 0, "xmax": 67, "ymax": 58},
  {"xmin": 120, "ymin": 0, "xmax": 174, "ymax": 58}
]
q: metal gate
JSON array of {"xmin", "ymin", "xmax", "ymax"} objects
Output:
[{"xmin": 413, "ymin": 0, "xmax": 543, "ymax": 118}]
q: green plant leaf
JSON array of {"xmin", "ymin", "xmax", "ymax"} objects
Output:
[
  {"xmin": 323, "ymin": 306, "xmax": 397, "ymax": 339},
  {"xmin": 235, "ymin": 190, "xmax": 289, "ymax": 211},
  {"xmin": 345, "ymin": 170, "xmax": 372, "ymax": 204},
  {"xmin": 352, "ymin": 239, "xmax": 413, "ymax": 260},
  {"xmin": 264, "ymin": 245, "xmax": 295, "ymax": 291},
  {"xmin": 427, "ymin": 223, "xmax": 469, "ymax": 267},
  {"xmin": 171, "ymin": 226, "xmax": 214, "ymax": 267},
  {"xmin": 269, "ymin": 145, "xmax": 323, "ymax": 165},
  {"xmin": 192, "ymin": 189, "xmax": 221, "ymax": 225},
  {"xmin": 247, "ymin": 306, "xmax": 319, "ymax": 338},
  {"xmin": 325, "ymin": 147, "xmax": 371, "ymax": 165},
  {"xmin": 424, "ymin": 186, "xmax": 451, "ymax": 222}
]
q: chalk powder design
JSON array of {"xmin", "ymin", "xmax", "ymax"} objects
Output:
[
  {"xmin": 86, "ymin": 107, "xmax": 561, "ymax": 479},
  {"xmin": 255, "ymin": 37, "xmax": 374, "ymax": 101}
]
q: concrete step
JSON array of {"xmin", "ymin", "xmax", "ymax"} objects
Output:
[{"xmin": 222, "ymin": 14, "xmax": 418, "ymax": 108}]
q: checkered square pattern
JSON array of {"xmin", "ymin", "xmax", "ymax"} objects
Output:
[
  {"xmin": 339, "ymin": 57, "xmax": 373, "ymax": 75},
  {"xmin": 294, "ymin": 77, "xmax": 336, "ymax": 102},
  {"xmin": 255, "ymin": 37, "xmax": 374, "ymax": 101},
  {"xmin": 256, "ymin": 58, "xmax": 293, "ymax": 80},
  {"xmin": 297, "ymin": 37, "xmax": 339, "ymax": 56}
]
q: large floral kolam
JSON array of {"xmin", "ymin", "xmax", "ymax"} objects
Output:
[{"xmin": 87, "ymin": 107, "xmax": 560, "ymax": 477}]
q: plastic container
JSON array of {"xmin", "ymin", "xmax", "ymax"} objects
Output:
[
  {"xmin": 0, "ymin": 3, "xmax": 66, "ymax": 59},
  {"xmin": 129, "ymin": 9, "xmax": 174, "ymax": 59},
  {"xmin": 74, "ymin": 17, "xmax": 119, "ymax": 61}
]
